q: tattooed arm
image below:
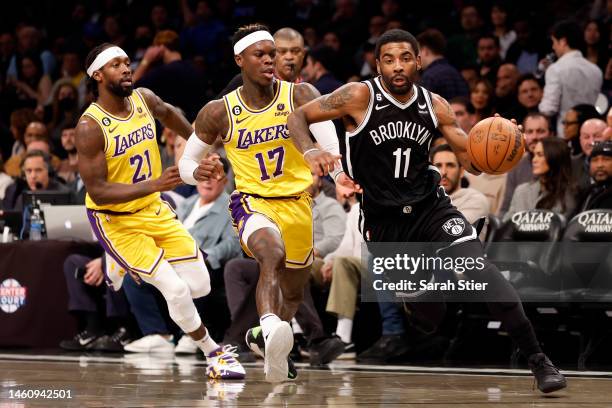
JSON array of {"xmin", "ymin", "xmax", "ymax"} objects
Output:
[
  {"xmin": 287, "ymin": 82, "xmax": 369, "ymax": 176},
  {"xmin": 432, "ymin": 93, "xmax": 482, "ymax": 175}
]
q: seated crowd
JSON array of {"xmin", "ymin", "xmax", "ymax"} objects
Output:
[{"xmin": 0, "ymin": 1, "xmax": 611, "ymax": 364}]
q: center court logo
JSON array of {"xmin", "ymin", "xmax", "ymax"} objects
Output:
[
  {"xmin": 442, "ymin": 218, "xmax": 465, "ymax": 236},
  {"xmin": 0, "ymin": 278, "xmax": 27, "ymax": 313}
]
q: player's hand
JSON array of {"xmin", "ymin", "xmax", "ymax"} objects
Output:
[
  {"xmin": 193, "ymin": 153, "xmax": 224, "ymax": 182},
  {"xmin": 493, "ymin": 113, "xmax": 523, "ymax": 132},
  {"xmin": 336, "ymin": 173, "xmax": 363, "ymax": 194},
  {"xmin": 494, "ymin": 113, "xmax": 524, "ymax": 144},
  {"xmin": 304, "ymin": 149, "xmax": 342, "ymax": 177},
  {"xmin": 84, "ymin": 257, "xmax": 104, "ymax": 287},
  {"xmin": 154, "ymin": 165, "xmax": 183, "ymax": 191}
]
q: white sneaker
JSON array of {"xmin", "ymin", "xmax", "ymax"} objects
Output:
[
  {"xmin": 264, "ymin": 321, "xmax": 293, "ymax": 383},
  {"xmin": 206, "ymin": 345, "xmax": 246, "ymax": 379},
  {"xmin": 175, "ymin": 335, "xmax": 199, "ymax": 354},
  {"xmin": 123, "ymin": 334, "xmax": 175, "ymax": 353}
]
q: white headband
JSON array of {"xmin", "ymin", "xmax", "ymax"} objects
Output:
[
  {"xmin": 87, "ymin": 46, "xmax": 129, "ymax": 77},
  {"xmin": 233, "ymin": 31, "xmax": 275, "ymax": 55}
]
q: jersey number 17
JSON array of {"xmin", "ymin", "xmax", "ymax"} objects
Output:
[{"xmin": 255, "ymin": 146, "xmax": 285, "ymax": 181}]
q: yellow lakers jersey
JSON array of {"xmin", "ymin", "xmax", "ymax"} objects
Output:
[
  {"xmin": 82, "ymin": 89, "xmax": 162, "ymax": 213},
  {"xmin": 222, "ymin": 80, "xmax": 312, "ymax": 197}
]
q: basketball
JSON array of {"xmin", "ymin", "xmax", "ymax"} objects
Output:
[{"xmin": 467, "ymin": 116, "xmax": 525, "ymax": 175}]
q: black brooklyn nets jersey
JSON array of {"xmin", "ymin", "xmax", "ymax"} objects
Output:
[{"xmin": 341, "ymin": 76, "xmax": 441, "ymax": 214}]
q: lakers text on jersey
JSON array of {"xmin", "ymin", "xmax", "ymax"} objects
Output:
[{"xmin": 222, "ymin": 80, "xmax": 312, "ymax": 197}]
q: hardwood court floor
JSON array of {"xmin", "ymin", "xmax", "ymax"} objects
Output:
[{"xmin": 0, "ymin": 353, "xmax": 611, "ymax": 407}]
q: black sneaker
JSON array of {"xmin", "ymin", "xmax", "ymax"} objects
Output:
[
  {"xmin": 357, "ymin": 335, "xmax": 411, "ymax": 363},
  {"xmin": 91, "ymin": 327, "xmax": 133, "ymax": 352},
  {"xmin": 337, "ymin": 342, "xmax": 356, "ymax": 360},
  {"xmin": 245, "ymin": 326, "xmax": 265, "ymax": 358},
  {"xmin": 59, "ymin": 330, "xmax": 100, "ymax": 351},
  {"xmin": 528, "ymin": 353, "xmax": 567, "ymax": 393},
  {"xmin": 309, "ymin": 335, "xmax": 345, "ymax": 366},
  {"xmin": 291, "ymin": 333, "xmax": 307, "ymax": 361},
  {"xmin": 245, "ymin": 326, "xmax": 297, "ymax": 380}
]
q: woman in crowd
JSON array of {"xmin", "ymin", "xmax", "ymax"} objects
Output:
[
  {"xmin": 505, "ymin": 138, "xmax": 577, "ymax": 220},
  {"xmin": 47, "ymin": 80, "xmax": 81, "ymax": 155},
  {"xmin": 470, "ymin": 78, "xmax": 495, "ymax": 123},
  {"xmin": 8, "ymin": 52, "xmax": 52, "ymax": 113},
  {"xmin": 583, "ymin": 19, "xmax": 608, "ymax": 73},
  {"xmin": 490, "ymin": 1, "xmax": 516, "ymax": 60}
]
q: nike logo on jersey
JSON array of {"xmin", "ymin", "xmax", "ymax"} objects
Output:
[
  {"xmin": 375, "ymin": 104, "xmax": 390, "ymax": 110},
  {"xmin": 109, "ymin": 125, "xmax": 119, "ymax": 133},
  {"xmin": 417, "ymin": 102, "xmax": 427, "ymax": 110},
  {"xmin": 236, "ymin": 116, "xmax": 251, "ymax": 124}
]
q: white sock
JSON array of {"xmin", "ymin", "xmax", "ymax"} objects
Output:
[
  {"xmin": 194, "ymin": 330, "xmax": 220, "ymax": 356},
  {"xmin": 260, "ymin": 313, "xmax": 282, "ymax": 339},
  {"xmin": 336, "ymin": 317, "xmax": 353, "ymax": 344},
  {"xmin": 291, "ymin": 318, "xmax": 303, "ymax": 334}
]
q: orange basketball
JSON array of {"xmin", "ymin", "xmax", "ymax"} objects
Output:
[{"xmin": 467, "ymin": 116, "xmax": 525, "ymax": 175}]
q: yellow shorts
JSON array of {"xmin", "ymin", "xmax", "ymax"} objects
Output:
[
  {"xmin": 229, "ymin": 191, "xmax": 313, "ymax": 268},
  {"xmin": 87, "ymin": 199, "xmax": 199, "ymax": 275}
]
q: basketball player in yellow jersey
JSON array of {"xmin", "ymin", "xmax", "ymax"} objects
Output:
[
  {"xmin": 179, "ymin": 24, "xmax": 342, "ymax": 382},
  {"xmin": 75, "ymin": 43, "xmax": 245, "ymax": 380}
]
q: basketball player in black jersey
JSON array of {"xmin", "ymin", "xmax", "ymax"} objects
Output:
[{"xmin": 288, "ymin": 29, "xmax": 566, "ymax": 393}]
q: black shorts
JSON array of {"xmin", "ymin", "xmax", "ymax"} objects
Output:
[{"xmin": 361, "ymin": 186, "xmax": 477, "ymax": 244}]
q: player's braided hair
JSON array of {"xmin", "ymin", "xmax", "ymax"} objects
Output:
[{"xmin": 85, "ymin": 43, "xmax": 115, "ymax": 100}]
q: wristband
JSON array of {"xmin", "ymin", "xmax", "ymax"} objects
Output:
[{"xmin": 303, "ymin": 148, "xmax": 320, "ymax": 157}]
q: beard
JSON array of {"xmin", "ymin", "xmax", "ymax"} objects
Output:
[
  {"xmin": 107, "ymin": 81, "xmax": 133, "ymax": 97},
  {"xmin": 380, "ymin": 73, "xmax": 413, "ymax": 95}
]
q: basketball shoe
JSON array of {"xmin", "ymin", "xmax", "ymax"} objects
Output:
[
  {"xmin": 206, "ymin": 344, "xmax": 246, "ymax": 380},
  {"xmin": 246, "ymin": 326, "xmax": 297, "ymax": 381},
  {"xmin": 528, "ymin": 353, "xmax": 567, "ymax": 393}
]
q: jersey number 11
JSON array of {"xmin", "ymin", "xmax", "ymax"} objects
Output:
[{"xmin": 392, "ymin": 147, "xmax": 411, "ymax": 178}]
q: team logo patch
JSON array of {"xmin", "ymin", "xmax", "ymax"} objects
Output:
[
  {"xmin": 233, "ymin": 105, "xmax": 242, "ymax": 115},
  {"xmin": 442, "ymin": 218, "xmax": 465, "ymax": 236},
  {"xmin": 102, "ymin": 117, "xmax": 111, "ymax": 126},
  {"xmin": 277, "ymin": 103, "xmax": 285, "ymax": 111}
]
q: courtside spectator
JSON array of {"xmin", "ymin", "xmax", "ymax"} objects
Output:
[
  {"xmin": 578, "ymin": 140, "xmax": 612, "ymax": 211},
  {"xmin": 505, "ymin": 138, "xmax": 577, "ymax": 221},
  {"xmin": 500, "ymin": 113, "xmax": 553, "ymax": 215}
]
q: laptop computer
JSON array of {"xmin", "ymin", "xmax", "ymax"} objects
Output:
[{"xmin": 42, "ymin": 205, "xmax": 96, "ymax": 242}]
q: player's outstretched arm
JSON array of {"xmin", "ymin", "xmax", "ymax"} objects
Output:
[
  {"xmin": 178, "ymin": 99, "xmax": 228, "ymax": 184},
  {"xmin": 138, "ymin": 87, "xmax": 193, "ymax": 139},
  {"xmin": 288, "ymin": 82, "xmax": 368, "ymax": 176},
  {"xmin": 432, "ymin": 93, "xmax": 482, "ymax": 175},
  {"xmin": 75, "ymin": 117, "xmax": 182, "ymax": 205}
]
